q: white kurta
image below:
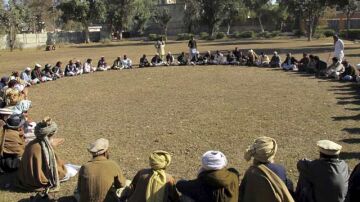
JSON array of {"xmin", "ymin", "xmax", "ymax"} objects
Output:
[{"xmin": 334, "ymin": 39, "xmax": 345, "ymax": 62}]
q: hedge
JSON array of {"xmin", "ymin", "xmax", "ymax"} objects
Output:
[
  {"xmin": 176, "ymin": 33, "xmax": 194, "ymax": 41},
  {"xmin": 339, "ymin": 29, "xmax": 360, "ymax": 40}
]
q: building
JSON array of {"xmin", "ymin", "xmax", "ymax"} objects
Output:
[{"xmin": 328, "ymin": 1, "xmax": 360, "ymax": 30}]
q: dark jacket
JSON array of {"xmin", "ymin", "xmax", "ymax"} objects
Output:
[
  {"xmin": 346, "ymin": 163, "xmax": 360, "ymax": 202},
  {"xmin": 282, "ymin": 57, "xmax": 298, "ymax": 65},
  {"xmin": 176, "ymin": 168, "xmax": 239, "ymax": 202},
  {"xmin": 296, "ymin": 158, "xmax": 350, "ymax": 202}
]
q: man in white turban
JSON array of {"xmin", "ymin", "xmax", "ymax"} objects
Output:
[{"xmin": 177, "ymin": 150, "xmax": 239, "ymax": 202}]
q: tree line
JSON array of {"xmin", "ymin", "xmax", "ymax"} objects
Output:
[{"xmin": 0, "ymin": 0, "xmax": 357, "ymax": 45}]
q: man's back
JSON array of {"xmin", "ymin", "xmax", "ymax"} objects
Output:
[
  {"xmin": 297, "ymin": 158, "xmax": 349, "ymax": 202},
  {"xmin": 78, "ymin": 156, "xmax": 126, "ymax": 202}
]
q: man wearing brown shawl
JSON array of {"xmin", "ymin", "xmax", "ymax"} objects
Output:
[
  {"xmin": 75, "ymin": 138, "xmax": 127, "ymax": 202},
  {"xmin": 176, "ymin": 150, "xmax": 239, "ymax": 202},
  {"xmin": 239, "ymin": 136, "xmax": 294, "ymax": 202},
  {"xmin": 0, "ymin": 114, "xmax": 26, "ymax": 173},
  {"xmin": 123, "ymin": 150, "xmax": 179, "ymax": 202},
  {"xmin": 16, "ymin": 117, "xmax": 67, "ymax": 192}
]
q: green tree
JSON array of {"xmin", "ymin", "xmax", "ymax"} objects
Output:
[
  {"xmin": 106, "ymin": 0, "xmax": 135, "ymax": 40},
  {"xmin": 58, "ymin": 0, "xmax": 106, "ymax": 43},
  {"xmin": 0, "ymin": 0, "xmax": 29, "ymax": 51},
  {"xmin": 131, "ymin": 0, "xmax": 155, "ymax": 35},
  {"xmin": 342, "ymin": 0, "xmax": 358, "ymax": 38},
  {"xmin": 199, "ymin": 0, "xmax": 232, "ymax": 37},
  {"xmin": 223, "ymin": 0, "xmax": 248, "ymax": 35},
  {"xmin": 23, "ymin": 0, "xmax": 55, "ymax": 33},
  {"xmin": 152, "ymin": 7, "xmax": 172, "ymax": 40},
  {"xmin": 244, "ymin": 0, "xmax": 272, "ymax": 33},
  {"xmin": 183, "ymin": 0, "xmax": 201, "ymax": 33}
]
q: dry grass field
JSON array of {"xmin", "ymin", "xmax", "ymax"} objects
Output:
[{"xmin": 0, "ymin": 38, "xmax": 360, "ymax": 201}]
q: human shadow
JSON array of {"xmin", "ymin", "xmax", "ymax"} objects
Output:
[
  {"xmin": 342, "ymin": 138, "xmax": 360, "ymax": 144},
  {"xmin": 340, "ymin": 152, "xmax": 360, "ymax": 160},
  {"xmin": 342, "ymin": 128, "xmax": 360, "ymax": 134},
  {"xmin": 18, "ymin": 196, "xmax": 76, "ymax": 202},
  {"xmin": 75, "ymin": 41, "xmax": 182, "ymax": 49},
  {"xmin": 332, "ymin": 114, "xmax": 360, "ymax": 121},
  {"xmin": 346, "ymin": 53, "xmax": 360, "ymax": 57}
]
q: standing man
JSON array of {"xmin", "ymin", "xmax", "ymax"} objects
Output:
[
  {"xmin": 188, "ymin": 36, "xmax": 197, "ymax": 61},
  {"xmin": 155, "ymin": 37, "xmax": 166, "ymax": 60},
  {"xmin": 334, "ymin": 35, "xmax": 345, "ymax": 63}
]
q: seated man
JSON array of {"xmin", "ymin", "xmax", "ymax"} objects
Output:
[
  {"xmin": 122, "ymin": 55, "xmax": 132, "ymax": 69},
  {"xmin": 190, "ymin": 51, "xmax": 204, "ymax": 65},
  {"xmin": 21, "ymin": 67, "xmax": 37, "ymax": 85},
  {"xmin": 298, "ymin": 53, "xmax": 310, "ymax": 72},
  {"xmin": 16, "ymin": 117, "xmax": 75, "ymax": 192},
  {"xmin": 347, "ymin": 161, "xmax": 360, "ymax": 202},
  {"xmin": 257, "ymin": 52, "xmax": 270, "ymax": 67},
  {"xmin": 65, "ymin": 60, "xmax": 77, "ymax": 77},
  {"xmin": 123, "ymin": 151, "xmax": 179, "ymax": 202},
  {"xmin": 326, "ymin": 57, "xmax": 345, "ymax": 80},
  {"xmin": 177, "ymin": 151, "xmax": 239, "ymax": 202},
  {"xmin": 226, "ymin": 51, "xmax": 239, "ymax": 65},
  {"xmin": 112, "ymin": 56, "xmax": 123, "ymax": 70},
  {"xmin": 177, "ymin": 52, "xmax": 188, "ymax": 66},
  {"xmin": 75, "ymin": 138, "xmax": 127, "ymax": 202},
  {"xmin": 75, "ymin": 60, "xmax": 83, "ymax": 75},
  {"xmin": 270, "ymin": 51, "xmax": 281, "ymax": 68},
  {"xmin": 240, "ymin": 137, "xmax": 294, "ymax": 202},
  {"xmin": 203, "ymin": 51, "xmax": 212, "ymax": 65},
  {"xmin": 282, "ymin": 53, "xmax": 298, "ymax": 71},
  {"xmin": 340, "ymin": 60, "xmax": 359, "ymax": 82},
  {"xmin": 314, "ymin": 56, "xmax": 327, "ymax": 77},
  {"xmin": 0, "ymin": 114, "xmax": 26, "ymax": 174},
  {"xmin": 246, "ymin": 49, "xmax": 259, "ymax": 66},
  {"xmin": 166, "ymin": 52, "xmax": 175, "ymax": 66},
  {"xmin": 31, "ymin": 64, "xmax": 46, "ymax": 82},
  {"xmin": 97, "ymin": 56, "xmax": 110, "ymax": 71},
  {"xmin": 83, "ymin": 59, "xmax": 95, "ymax": 73},
  {"xmin": 214, "ymin": 50, "xmax": 226, "ymax": 65},
  {"xmin": 41, "ymin": 64, "xmax": 54, "ymax": 81},
  {"xmin": 296, "ymin": 140, "xmax": 349, "ymax": 202},
  {"xmin": 151, "ymin": 53, "xmax": 164, "ymax": 66},
  {"xmin": 233, "ymin": 47, "xmax": 243, "ymax": 62},
  {"xmin": 307, "ymin": 55, "xmax": 317, "ymax": 74},
  {"xmin": 139, "ymin": 55, "xmax": 150, "ymax": 68},
  {"xmin": 52, "ymin": 61, "xmax": 64, "ymax": 79}
]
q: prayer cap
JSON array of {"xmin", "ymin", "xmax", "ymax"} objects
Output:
[
  {"xmin": 35, "ymin": 64, "xmax": 42, "ymax": 68},
  {"xmin": 25, "ymin": 67, "xmax": 31, "ymax": 71},
  {"xmin": 317, "ymin": 140, "xmax": 342, "ymax": 156},
  {"xmin": 88, "ymin": 138, "xmax": 109, "ymax": 155},
  {"xmin": 202, "ymin": 150, "xmax": 228, "ymax": 171},
  {"xmin": 149, "ymin": 150, "xmax": 171, "ymax": 170},
  {"xmin": 0, "ymin": 107, "xmax": 13, "ymax": 115},
  {"xmin": 244, "ymin": 136, "xmax": 278, "ymax": 163},
  {"xmin": 6, "ymin": 114, "xmax": 25, "ymax": 129}
]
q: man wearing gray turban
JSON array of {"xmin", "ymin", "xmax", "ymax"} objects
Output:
[{"xmin": 16, "ymin": 117, "xmax": 68, "ymax": 192}]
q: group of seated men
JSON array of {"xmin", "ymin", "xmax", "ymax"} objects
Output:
[
  {"xmin": 2, "ymin": 114, "xmax": 360, "ymax": 202},
  {"xmin": 279, "ymin": 52, "xmax": 359, "ymax": 82}
]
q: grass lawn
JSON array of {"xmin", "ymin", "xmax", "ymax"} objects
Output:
[{"xmin": 0, "ymin": 38, "xmax": 360, "ymax": 201}]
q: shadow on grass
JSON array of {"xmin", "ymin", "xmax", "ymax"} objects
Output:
[
  {"xmin": 332, "ymin": 114, "xmax": 360, "ymax": 121},
  {"xmin": 342, "ymin": 128, "xmax": 360, "ymax": 134},
  {"xmin": 340, "ymin": 152, "xmax": 360, "ymax": 160},
  {"xmin": 346, "ymin": 53, "xmax": 360, "ymax": 57},
  {"xmin": 342, "ymin": 138, "xmax": 360, "ymax": 144},
  {"xmin": 74, "ymin": 41, "xmax": 183, "ymax": 49},
  {"xmin": 18, "ymin": 196, "xmax": 76, "ymax": 202}
]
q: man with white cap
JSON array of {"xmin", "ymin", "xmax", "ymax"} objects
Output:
[
  {"xmin": 20, "ymin": 67, "xmax": 36, "ymax": 85},
  {"xmin": 296, "ymin": 140, "xmax": 349, "ymax": 202},
  {"xmin": 31, "ymin": 64, "xmax": 45, "ymax": 82},
  {"xmin": 75, "ymin": 138, "xmax": 126, "ymax": 202},
  {"xmin": 240, "ymin": 136, "xmax": 294, "ymax": 202},
  {"xmin": 166, "ymin": 52, "xmax": 175, "ymax": 66},
  {"xmin": 176, "ymin": 150, "xmax": 239, "ymax": 202},
  {"xmin": 122, "ymin": 55, "xmax": 132, "ymax": 69}
]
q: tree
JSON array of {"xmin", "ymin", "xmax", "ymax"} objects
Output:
[
  {"xmin": 183, "ymin": 0, "xmax": 201, "ymax": 33},
  {"xmin": 23, "ymin": 0, "xmax": 55, "ymax": 33},
  {"xmin": 58, "ymin": 0, "xmax": 106, "ymax": 43},
  {"xmin": 198, "ymin": 0, "xmax": 233, "ymax": 37},
  {"xmin": 0, "ymin": 0, "xmax": 29, "ymax": 51},
  {"xmin": 152, "ymin": 7, "xmax": 172, "ymax": 40},
  {"xmin": 131, "ymin": 0, "xmax": 155, "ymax": 35},
  {"xmin": 342, "ymin": 0, "xmax": 358, "ymax": 38},
  {"xmin": 244, "ymin": 0, "xmax": 272, "ymax": 33},
  {"xmin": 223, "ymin": 0, "xmax": 248, "ymax": 35},
  {"xmin": 106, "ymin": 0, "xmax": 135, "ymax": 40}
]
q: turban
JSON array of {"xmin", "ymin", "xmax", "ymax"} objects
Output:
[
  {"xmin": 244, "ymin": 136, "xmax": 278, "ymax": 163},
  {"xmin": 317, "ymin": 140, "xmax": 342, "ymax": 156},
  {"xmin": 146, "ymin": 151, "xmax": 172, "ymax": 202},
  {"xmin": 201, "ymin": 150, "xmax": 228, "ymax": 171},
  {"xmin": 88, "ymin": 138, "xmax": 109, "ymax": 155},
  {"xmin": 13, "ymin": 100, "xmax": 32, "ymax": 115},
  {"xmin": 149, "ymin": 150, "xmax": 171, "ymax": 170},
  {"xmin": 34, "ymin": 117, "xmax": 58, "ymax": 139}
]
